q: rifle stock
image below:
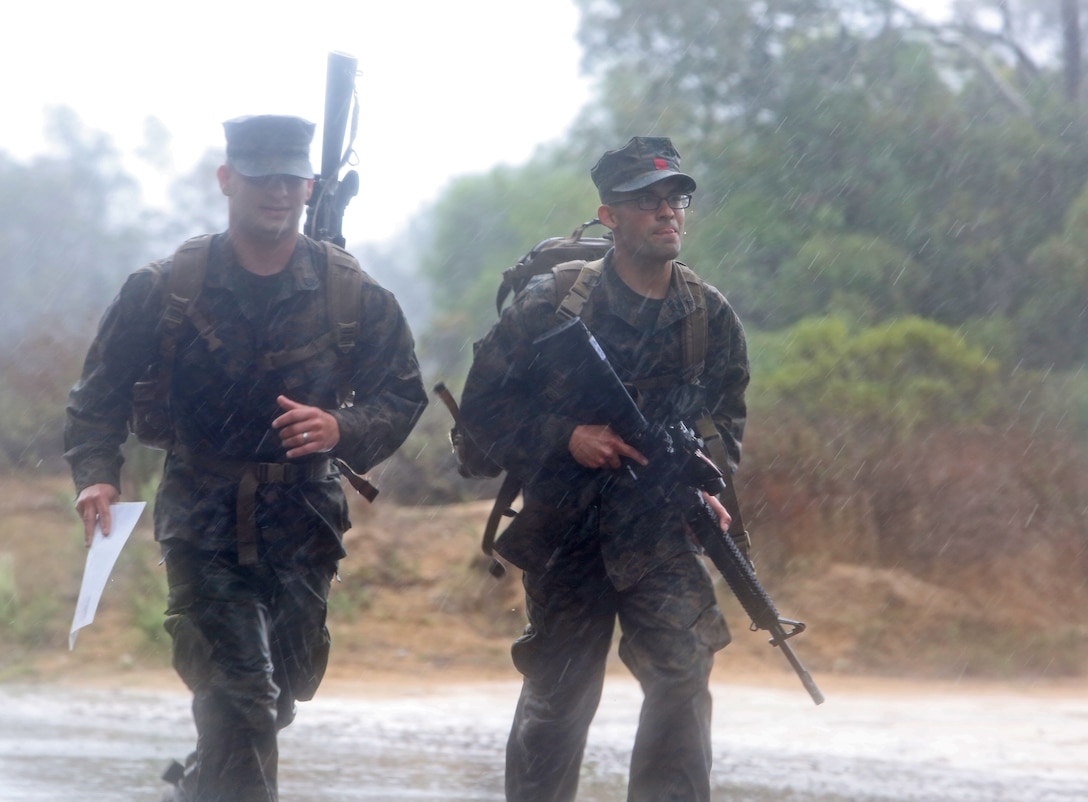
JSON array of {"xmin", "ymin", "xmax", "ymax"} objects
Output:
[
  {"xmin": 533, "ymin": 316, "xmax": 825, "ymax": 705},
  {"xmin": 305, "ymin": 51, "xmax": 360, "ymax": 246}
]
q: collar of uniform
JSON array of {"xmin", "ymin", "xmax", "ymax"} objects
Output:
[
  {"xmin": 599, "ymin": 254, "xmax": 697, "ymax": 332},
  {"xmin": 204, "ymin": 232, "xmax": 322, "ymax": 294}
]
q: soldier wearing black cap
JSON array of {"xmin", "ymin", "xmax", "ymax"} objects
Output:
[
  {"xmin": 461, "ymin": 137, "xmax": 749, "ymax": 801},
  {"xmin": 65, "ymin": 114, "xmax": 427, "ymax": 801}
]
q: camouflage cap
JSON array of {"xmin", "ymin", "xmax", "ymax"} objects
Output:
[
  {"xmin": 223, "ymin": 115, "xmax": 315, "ymax": 179},
  {"xmin": 591, "ymin": 136, "xmax": 696, "ymax": 203}
]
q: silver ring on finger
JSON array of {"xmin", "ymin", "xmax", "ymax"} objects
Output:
[{"xmin": 302, "ymin": 431, "xmax": 310, "ymax": 444}]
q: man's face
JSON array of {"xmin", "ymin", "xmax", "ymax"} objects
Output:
[
  {"xmin": 218, "ymin": 165, "xmax": 314, "ymax": 243},
  {"xmin": 601, "ymin": 177, "xmax": 689, "ymax": 264}
]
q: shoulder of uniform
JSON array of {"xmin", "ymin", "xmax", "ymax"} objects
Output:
[
  {"xmin": 305, "ymin": 235, "xmax": 381, "ymax": 283},
  {"xmin": 674, "ymin": 260, "xmax": 705, "ymax": 286},
  {"xmin": 134, "ymin": 258, "xmax": 168, "ymax": 278},
  {"xmin": 675, "ymin": 261, "xmax": 731, "ymax": 306}
]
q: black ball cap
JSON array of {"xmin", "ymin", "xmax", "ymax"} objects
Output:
[{"xmin": 591, "ymin": 136, "xmax": 696, "ymax": 202}]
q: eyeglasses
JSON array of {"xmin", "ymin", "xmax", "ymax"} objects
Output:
[
  {"xmin": 610, "ymin": 193, "xmax": 692, "ymax": 211},
  {"xmin": 238, "ymin": 173, "xmax": 311, "ymax": 188}
]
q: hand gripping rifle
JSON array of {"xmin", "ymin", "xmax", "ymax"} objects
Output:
[
  {"xmin": 533, "ymin": 317, "xmax": 825, "ymax": 705},
  {"xmin": 304, "ymin": 51, "xmax": 360, "ymax": 247}
]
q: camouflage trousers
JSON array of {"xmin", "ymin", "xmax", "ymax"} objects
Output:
[
  {"xmin": 160, "ymin": 539, "xmax": 337, "ymax": 802},
  {"xmin": 506, "ymin": 548, "xmax": 731, "ymax": 802}
]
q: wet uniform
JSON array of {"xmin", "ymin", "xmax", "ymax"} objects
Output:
[
  {"xmin": 461, "ymin": 250, "xmax": 749, "ymax": 802},
  {"xmin": 65, "ymin": 232, "xmax": 427, "ymax": 802}
]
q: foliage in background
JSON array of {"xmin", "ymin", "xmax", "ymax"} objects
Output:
[
  {"xmin": 750, "ymin": 316, "xmax": 1001, "ymax": 434},
  {"xmin": 416, "ymin": 160, "xmax": 598, "ymax": 371},
  {"xmin": 0, "ymin": 331, "xmax": 86, "ymax": 469}
]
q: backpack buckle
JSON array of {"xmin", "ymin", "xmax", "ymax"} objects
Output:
[
  {"xmin": 256, "ymin": 462, "xmax": 299, "ymax": 483},
  {"xmin": 163, "ymin": 294, "xmax": 189, "ymax": 327},
  {"xmin": 336, "ymin": 321, "xmax": 358, "ymax": 353}
]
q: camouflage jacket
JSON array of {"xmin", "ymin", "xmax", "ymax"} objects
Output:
[
  {"xmin": 461, "ymin": 251, "xmax": 749, "ymax": 588},
  {"xmin": 65, "ymin": 233, "xmax": 427, "ymax": 561}
]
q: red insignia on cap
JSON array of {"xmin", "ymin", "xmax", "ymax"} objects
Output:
[{"xmin": 653, "ymin": 157, "xmax": 668, "ymax": 170}]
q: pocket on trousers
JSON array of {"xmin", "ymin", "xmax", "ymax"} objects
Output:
[
  {"xmin": 693, "ymin": 603, "xmax": 732, "ymax": 652},
  {"xmin": 164, "ymin": 613, "xmax": 215, "ymax": 691},
  {"xmin": 510, "ymin": 625, "xmax": 540, "ymax": 677}
]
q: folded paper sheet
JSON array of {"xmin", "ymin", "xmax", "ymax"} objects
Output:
[{"xmin": 69, "ymin": 502, "xmax": 147, "ymax": 650}]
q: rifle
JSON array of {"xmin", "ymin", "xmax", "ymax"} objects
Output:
[
  {"xmin": 304, "ymin": 51, "xmax": 360, "ymax": 247},
  {"xmin": 533, "ymin": 316, "xmax": 825, "ymax": 705},
  {"xmin": 301, "ymin": 51, "xmax": 378, "ymax": 504}
]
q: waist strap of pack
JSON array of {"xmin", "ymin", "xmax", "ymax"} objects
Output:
[{"xmin": 174, "ymin": 445, "xmax": 334, "ymax": 565}]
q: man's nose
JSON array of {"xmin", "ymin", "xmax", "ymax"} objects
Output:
[{"xmin": 266, "ymin": 176, "xmax": 291, "ymax": 194}]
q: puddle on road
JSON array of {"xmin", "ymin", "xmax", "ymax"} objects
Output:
[{"xmin": 0, "ymin": 679, "xmax": 1085, "ymax": 801}]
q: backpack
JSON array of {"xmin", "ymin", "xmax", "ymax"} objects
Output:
[
  {"xmin": 130, "ymin": 234, "xmax": 376, "ymax": 498},
  {"xmin": 493, "ymin": 218, "xmax": 614, "ymax": 315},
  {"xmin": 435, "ymin": 220, "xmax": 715, "ymax": 575},
  {"xmin": 435, "ymin": 219, "xmax": 615, "ymax": 482}
]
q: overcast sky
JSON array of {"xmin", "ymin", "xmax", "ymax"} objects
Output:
[
  {"xmin": 3, "ymin": 0, "xmax": 591, "ymax": 245},
  {"xmin": 5, "ymin": 1, "xmax": 955, "ymax": 247}
]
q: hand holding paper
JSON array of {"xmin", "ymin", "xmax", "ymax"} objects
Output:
[{"xmin": 69, "ymin": 501, "xmax": 146, "ymax": 651}]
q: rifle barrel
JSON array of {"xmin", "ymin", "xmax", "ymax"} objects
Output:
[
  {"xmin": 691, "ymin": 500, "xmax": 825, "ymax": 705},
  {"xmin": 320, "ymin": 51, "xmax": 358, "ymax": 180},
  {"xmin": 770, "ymin": 622, "xmax": 826, "ymax": 705}
]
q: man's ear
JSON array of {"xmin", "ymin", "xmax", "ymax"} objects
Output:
[
  {"xmin": 304, "ymin": 178, "xmax": 315, "ymax": 202},
  {"xmin": 598, "ymin": 203, "xmax": 618, "ymax": 230},
  {"xmin": 216, "ymin": 164, "xmax": 233, "ymax": 196}
]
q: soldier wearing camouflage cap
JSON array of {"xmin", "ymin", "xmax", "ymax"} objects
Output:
[
  {"xmin": 65, "ymin": 114, "xmax": 427, "ymax": 801},
  {"xmin": 461, "ymin": 136, "xmax": 749, "ymax": 801}
]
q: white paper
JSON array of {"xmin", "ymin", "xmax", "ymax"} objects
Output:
[{"xmin": 68, "ymin": 502, "xmax": 147, "ymax": 650}]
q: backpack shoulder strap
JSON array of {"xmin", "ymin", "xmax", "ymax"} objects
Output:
[
  {"xmin": 134, "ymin": 236, "xmax": 211, "ymax": 451},
  {"xmin": 159, "ymin": 234, "xmax": 213, "ymax": 370},
  {"xmin": 318, "ymin": 241, "xmax": 381, "ymax": 501},
  {"xmin": 319, "ymin": 241, "xmax": 365, "ymax": 408},
  {"xmin": 555, "ymin": 258, "xmax": 605, "ymax": 320},
  {"xmin": 675, "ymin": 262, "xmax": 707, "ymax": 383},
  {"xmin": 322, "ymin": 240, "xmax": 364, "ymax": 355}
]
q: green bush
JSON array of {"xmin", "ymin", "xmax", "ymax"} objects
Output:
[{"xmin": 751, "ymin": 315, "xmax": 1000, "ymax": 434}]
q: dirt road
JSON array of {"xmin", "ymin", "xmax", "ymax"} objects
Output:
[{"xmin": 1, "ymin": 673, "xmax": 1084, "ymax": 801}]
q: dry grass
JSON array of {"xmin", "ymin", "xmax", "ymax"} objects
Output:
[{"xmin": 1, "ymin": 469, "xmax": 1085, "ymax": 686}]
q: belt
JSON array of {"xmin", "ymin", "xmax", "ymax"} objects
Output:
[{"xmin": 173, "ymin": 445, "xmax": 334, "ymax": 565}]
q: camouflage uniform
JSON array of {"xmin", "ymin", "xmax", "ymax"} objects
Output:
[
  {"xmin": 65, "ymin": 232, "xmax": 427, "ymax": 802},
  {"xmin": 461, "ymin": 251, "xmax": 749, "ymax": 802}
]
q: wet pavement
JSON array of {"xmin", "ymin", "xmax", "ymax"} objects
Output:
[{"xmin": 0, "ymin": 676, "xmax": 1085, "ymax": 801}]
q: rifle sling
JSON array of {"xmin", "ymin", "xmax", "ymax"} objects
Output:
[{"xmin": 481, "ymin": 472, "xmax": 522, "ymax": 565}]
